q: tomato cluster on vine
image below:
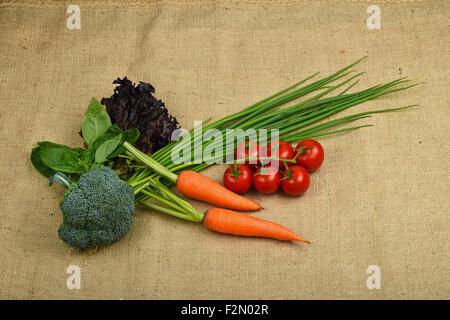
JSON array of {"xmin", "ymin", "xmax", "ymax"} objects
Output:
[{"xmin": 224, "ymin": 139, "xmax": 325, "ymax": 196}]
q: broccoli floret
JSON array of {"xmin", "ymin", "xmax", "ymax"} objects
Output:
[{"xmin": 50, "ymin": 165, "xmax": 135, "ymax": 249}]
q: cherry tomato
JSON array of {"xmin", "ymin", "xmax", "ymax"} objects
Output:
[
  {"xmin": 235, "ymin": 141, "xmax": 260, "ymax": 170},
  {"xmin": 266, "ymin": 140, "xmax": 295, "ymax": 171},
  {"xmin": 281, "ymin": 165, "xmax": 310, "ymax": 196},
  {"xmin": 223, "ymin": 164, "xmax": 253, "ymax": 194},
  {"xmin": 295, "ymin": 139, "xmax": 324, "ymax": 172},
  {"xmin": 253, "ymin": 166, "xmax": 281, "ymax": 194}
]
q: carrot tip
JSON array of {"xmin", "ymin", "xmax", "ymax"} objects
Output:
[
  {"xmin": 295, "ymin": 236, "xmax": 310, "ymax": 244},
  {"xmin": 249, "ymin": 204, "xmax": 263, "ymax": 211}
]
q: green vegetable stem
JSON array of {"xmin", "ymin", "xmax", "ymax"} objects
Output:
[{"xmin": 49, "ymin": 171, "xmax": 73, "ymax": 189}]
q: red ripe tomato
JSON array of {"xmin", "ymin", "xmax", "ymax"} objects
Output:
[
  {"xmin": 235, "ymin": 141, "xmax": 260, "ymax": 170},
  {"xmin": 253, "ymin": 166, "xmax": 281, "ymax": 194},
  {"xmin": 295, "ymin": 139, "xmax": 324, "ymax": 172},
  {"xmin": 266, "ymin": 140, "xmax": 295, "ymax": 171},
  {"xmin": 281, "ymin": 165, "xmax": 310, "ymax": 196},
  {"xmin": 223, "ymin": 164, "xmax": 253, "ymax": 194}
]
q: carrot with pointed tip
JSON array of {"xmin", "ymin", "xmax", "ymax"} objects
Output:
[
  {"xmin": 203, "ymin": 208, "xmax": 309, "ymax": 243},
  {"xmin": 124, "ymin": 142, "xmax": 261, "ymax": 211},
  {"xmin": 138, "ymin": 174, "xmax": 308, "ymax": 243}
]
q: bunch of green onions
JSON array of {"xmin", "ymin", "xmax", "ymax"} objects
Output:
[{"xmin": 123, "ymin": 57, "xmax": 417, "ymax": 210}]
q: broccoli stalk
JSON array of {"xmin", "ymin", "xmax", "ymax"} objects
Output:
[
  {"xmin": 49, "ymin": 166, "xmax": 135, "ymax": 249},
  {"xmin": 49, "ymin": 172, "xmax": 73, "ymax": 189}
]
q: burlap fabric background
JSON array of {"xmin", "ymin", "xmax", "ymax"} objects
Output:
[{"xmin": 0, "ymin": 0, "xmax": 448, "ymax": 299}]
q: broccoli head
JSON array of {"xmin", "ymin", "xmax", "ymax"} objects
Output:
[{"xmin": 50, "ymin": 165, "xmax": 135, "ymax": 249}]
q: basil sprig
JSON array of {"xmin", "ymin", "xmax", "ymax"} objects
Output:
[{"xmin": 31, "ymin": 98, "xmax": 139, "ymax": 180}]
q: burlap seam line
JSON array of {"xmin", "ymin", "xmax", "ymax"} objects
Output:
[{"xmin": 0, "ymin": 0, "xmax": 428, "ymax": 10}]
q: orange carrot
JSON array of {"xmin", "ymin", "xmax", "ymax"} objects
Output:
[
  {"xmin": 176, "ymin": 171, "xmax": 262, "ymax": 211},
  {"xmin": 203, "ymin": 208, "xmax": 310, "ymax": 243}
]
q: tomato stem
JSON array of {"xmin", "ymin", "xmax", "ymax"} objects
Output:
[
  {"xmin": 295, "ymin": 144, "xmax": 315, "ymax": 156},
  {"xmin": 280, "ymin": 166, "xmax": 297, "ymax": 181},
  {"xmin": 227, "ymin": 161, "xmax": 243, "ymax": 180}
]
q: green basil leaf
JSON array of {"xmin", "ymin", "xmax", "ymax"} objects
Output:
[
  {"xmin": 95, "ymin": 133, "xmax": 123, "ymax": 163},
  {"xmin": 123, "ymin": 127, "xmax": 140, "ymax": 144},
  {"xmin": 30, "ymin": 147, "xmax": 54, "ymax": 178},
  {"xmin": 81, "ymin": 98, "xmax": 112, "ymax": 146},
  {"xmin": 108, "ymin": 127, "xmax": 140, "ymax": 159},
  {"xmin": 82, "ymin": 124, "xmax": 122, "ymax": 164},
  {"xmin": 39, "ymin": 144, "xmax": 85, "ymax": 173},
  {"xmin": 71, "ymin": 147, "xmax": 86, "ymax": 155},
  {"xmin": 37, "ymin": 141, "xmax": 81, "ymax": 154}
]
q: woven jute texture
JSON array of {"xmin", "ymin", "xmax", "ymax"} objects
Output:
[{"xmin": 0, "ymin": 0, "xmax": 448, "ymax": 299}]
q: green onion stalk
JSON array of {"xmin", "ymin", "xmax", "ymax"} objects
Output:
[{"xmin": 123, "ymin": 57, "xmax": 418, "ymax": 209}]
